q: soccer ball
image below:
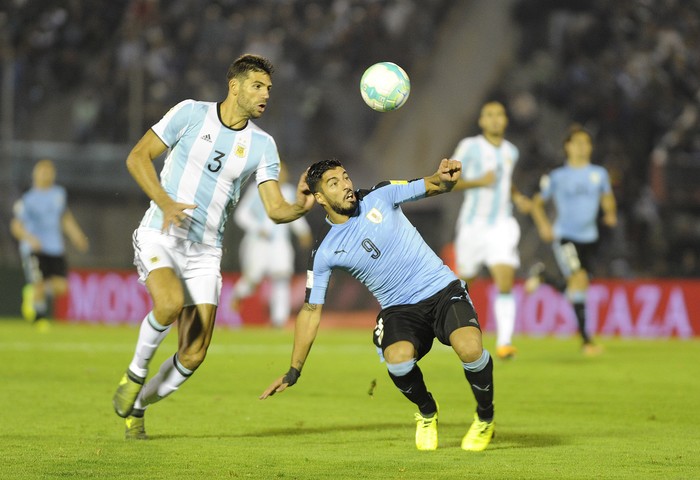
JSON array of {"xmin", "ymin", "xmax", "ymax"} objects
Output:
[{"xmin": 360, "ymin": 62, "xmax": 410, "ymax": 112}]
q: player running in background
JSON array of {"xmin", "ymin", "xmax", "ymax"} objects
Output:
[
  {"xmin": 261, "ymin": 158, "xmax": 496, "ymax": 452},
  {"xmin": 111, "ymin": 54, "xmax": 314, "ymax": 440},
  {"xmin": 230, "ymin": 162, "xmax": 312, "ymax": 328},
  {"xmin": 528, "ymin": 124, "xmax": 617, "ymax": 355},
  {"xmin": 10, "ymin": 159, "xmax": 89, "ymax": 330},
  {"xmin": 450, "ymin": 101, "xmax": 531, "ymax": 360}
]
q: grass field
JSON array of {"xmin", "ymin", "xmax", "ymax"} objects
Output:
[{"xmin": 1, "ymin": 318, "xmax": 698, "ymax": 480}]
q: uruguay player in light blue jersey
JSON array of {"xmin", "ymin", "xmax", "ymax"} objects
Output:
[
  {"xmin": 529, "ymin": 125, "xmax": 617, "ymax": 355},
  {"xmin": 261, "ymin": 158, "xmax": 497, "ymax": 452},
  {"xmin": 10, "ymin": 159, "xmax": 89, "ymax": 327},
  {"xmin": 112, "ymin": 54, "xmax": 314, "ymax": 439},
  {"xmin": 450, "ymin": 101, "xmax": 532, "ymax": 361}
]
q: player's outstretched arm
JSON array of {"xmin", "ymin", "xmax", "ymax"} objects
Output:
[
  {"xmin": 260, "ymin": 303, "xmax": 323, "ymax": 399},
  {"xmin": 62, "ymin": 209, "xmax": 89, "ymax": 253},
  {"xmin": 424, "ymin": 158, "xmax": 462, "ymax": 196},
  {"xmin": 601, "ymin": 191, "xmax": 618, "ymax": 228},
  {"xmin": 126, "ymin": 130, "xmax": 197, "ymax": 231},
  {"xmin": 258, "ymin": 170, "xmax": 314, "ymax": 224},
  {"xmin": 452, "ymin": 170, "xmax": 496, "ymax": 191},
  {"xmin": 530, "ymin": 193, "xmax": 554, "ymax": 242}
]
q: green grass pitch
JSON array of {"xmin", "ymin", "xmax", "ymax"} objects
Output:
[{"xmin": 1, "ymin": 318, "xmax": 698, "ymax": 479}]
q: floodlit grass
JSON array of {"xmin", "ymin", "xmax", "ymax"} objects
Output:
[{"xmin": 1, "ymin": 318, "xmax": 698, "ymax": 479}]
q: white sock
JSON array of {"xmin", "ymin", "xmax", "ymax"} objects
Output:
[
  {"xmin": 494, "ymin": 292, "xmax": 516, "ymax": 347},
  {"xmin": 128, "ymin": 312, "xmax": 171, "ymax": 379},
  {"xmin": 135, "ymin": 354, "xmax": 193, "ymax": 409},
  {"xmin": 270, "ymin": 278, "xmax": 291, "ymax": 327}
]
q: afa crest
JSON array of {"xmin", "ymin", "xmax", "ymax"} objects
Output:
[{"xmin": 234, "ymin": 144, "xmax": 246, "ymax": 158}]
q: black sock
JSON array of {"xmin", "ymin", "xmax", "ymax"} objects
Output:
[
  {"xmin": 573, "ymin": 301, "xmax": 591, "ymax": 344},
  {"xmin": 388, "ymin": 365, "xmax": 436, "ymax": 416},
  {"xmin": 463, "ymin": 356, "xmax": 494, "ymax": 420}
]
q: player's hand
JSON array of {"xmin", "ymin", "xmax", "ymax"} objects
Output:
[
  {"xmin": 259, "ymin": 375, "xmax": 290, "ymax": 399},
  {"xmin": 161, "ymin": 201, "xmax": 197, "ymax": 232},
  {"xmin": 27, "ymin": 236, "xmax": 42, "ymax": 252},
  {"xmin": 479, "ymin": 170, "xmax": 497, "ymax": 186},
  {"xmin": 538, "ymin": 224, "xmax": 554, "ymax": 243},
  {"xmin": 603, "ymin": 212, "xmax": 617, "ymax": 228},
  {"xmin": 295, "ymin": 170, "xmax": 315, "ymax": 213},
  {"xmin": 74, "ymin": 235, "xmax": 89, "ymax": 253},
  {"xmin": 438, "ymin": 158, "xmax": 462, "ymax": 183},
  {"xmin": 513, "ymin": 192, "xmax": 533, "ymax": 214},
  {"xmin": 260, "ymin": 366, "xmax": 301, "ymax": 399}
]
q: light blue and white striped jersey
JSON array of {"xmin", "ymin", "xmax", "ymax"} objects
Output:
[
  {"xmin": 234, "ymin": 182, "xmax": 311, "ymax": 243},
  {"xmin": 305, "ymin": 180, "xmax": 458, "ymax": 308},
  {"xmin": 539, "ymin": 163, "xmax": 612, "ymax": 243},
  {"xmin": 452, "ymin": 135, "xmax": 519, "ymax": 226},
  {"xmin": 140, "ymin": 99, "xmax": 281, "ymax": 247},
  {"xmin": 14, "ymin": 185, "xmax": 67, "ymax": 256}
]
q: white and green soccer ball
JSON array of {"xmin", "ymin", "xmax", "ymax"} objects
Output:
[{"xmin": 360, "ymin": 62, "xmax": 410, "ymax": 112}]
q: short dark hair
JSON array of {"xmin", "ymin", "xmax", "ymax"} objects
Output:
[
  {"xmin": 226, "ymin": 54, "xmax": 274, "ymax": 81},
  {"xmin": 307, "ymin": 159, "xmax": 344, "ymax": 194},
  {"xmin": 563, "ymin": 123, "xmax": 592, "ymax": 145}
]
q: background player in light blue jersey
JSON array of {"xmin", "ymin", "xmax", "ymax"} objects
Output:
[
  {"xmin": 112, "ymin": 54, "xmax": 314, "ymax": 439},
  {"xmin": 529, "ymin": 124, "xmax": 618, "ymax": 355},
  {"xmin": 10, "ymin": 159, "xmax": 89, "ymax": 329},
  {"xmin": 229, "ymin": 162, "xmax": 312, "ymax": 328},
  {"xmin": 261, "ymin": 158, "xmax": 497, "ymax": 452},
  {"xmin": 450, "ymin": 101, "xmax": 532, "ymax": 360}
]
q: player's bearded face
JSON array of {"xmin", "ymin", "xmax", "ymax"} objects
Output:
[
  {"xmin": 320, "ymin": 169, "xmax": 357, "ymax": 216},
  {"xmin": 239, "ymin": 72, "xmax": 271, "ymax": 118}
]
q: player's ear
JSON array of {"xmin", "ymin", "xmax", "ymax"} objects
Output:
[{"xmin": 313, "ymin": 192, "xmax": 326, "ymax": 206}]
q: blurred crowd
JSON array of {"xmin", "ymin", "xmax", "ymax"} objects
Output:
[
  {"xmin": 4, "ymin": 0, "xmax": 700, "ymax": 277},
  {"xmin": 6, "ymin": 0, "xmax": 449, "ymax": 162},
  {"xmin": 499, "ymin": 0, "xmax": 700, "ymax": 277}
]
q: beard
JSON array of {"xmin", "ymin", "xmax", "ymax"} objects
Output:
[{"xmin": 328, "ymin": 197, "xmax": 358, "ymax": 217}]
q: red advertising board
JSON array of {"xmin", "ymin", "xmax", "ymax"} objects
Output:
[{"xmin": 55, "ymin": 269, "xmax": 700, "ymax": 338}]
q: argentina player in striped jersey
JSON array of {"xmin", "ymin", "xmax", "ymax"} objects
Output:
[
  {"xmin": 112, "ymin": 54, "xmax": 314, "ymax": 439},
  {"xmin": 450, "ymin": 101, "xmax": 532, "ymax": 361},
  {"xmin": 261, "ymin": 158, "xmax": 497, "ymax": 452}
]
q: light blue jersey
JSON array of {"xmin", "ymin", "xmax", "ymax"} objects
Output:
[
  {"xmin": 140, "ymin": 99, "xmax": 280, "ymax": 247},
  {"xmin": 14, "ymin": 185, "xmax": 67, "ymax": 256},
  {"xmin": 539, "ymin": 163, "xmax": 612, "ymax": 243},
  {"xmin": 452, "ymin": 135, "xmax": 519, "ymax": 226},
  {"xmin": 305, "ymin": 180, "xmax": 458, "ymax": 308}
]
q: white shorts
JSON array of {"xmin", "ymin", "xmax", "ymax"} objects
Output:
[
  {"xmin": 132, "ymin": 228, "xmax": 222, "ymax": 306},
  {"xmin": 455, "ymin": 217, "xmax": 521, "ymax": 278},
  {"xmin": 239, "ymin": 236, "xmax": 294, "ymax": 282}
]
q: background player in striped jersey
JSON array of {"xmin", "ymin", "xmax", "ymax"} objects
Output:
[
  {"xmin": 450, "ymin": 101, "xmax": 532, "ymax": 360},
  {"xmin": 10, "ymin": 159, "xmax": 89, "ymax": 330},
  {"xmin": 528, "ymin": 124, "xmax": 617, "ymax": 355},
  {"xmin": 261, "ymin": 158, "xmax": 497, "ymax": 452},
  {"xmin": 229, "ymin": 162, "xmax": 313, "ymax": 328},
  {"xmin": 112, "ymin": 54, "xmax": 314, "ymax": 439}
]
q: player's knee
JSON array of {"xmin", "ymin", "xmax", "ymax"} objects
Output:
[
  {"xmin": 51, "ymin": 278, "xmax": 68, "ymax": 297},
  {"xmin": 177, "ymin": 349, "xmax": 206, "ymax": 371},
  {"xmin": 450, "ymin": 327, "xmax": 483, "ymax": 363},
  {"xmin": 153, "ymin": 293, "xmax": 185, "ymax": 320},
  {"xmin": 383, "ymin": 341, "xmax": 415, "ymax": 365}
]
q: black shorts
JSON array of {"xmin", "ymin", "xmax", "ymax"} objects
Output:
[
  {"xmin": 23, "ymin": 252, "xmax": 67, "ymax": 283},
  {"xmin": 372, "ymin": 280, "xmax": 480, "ymax": 361},
  {"xmin": 552, "ymin": 238, "xmax": 598, "ymax": 277}
]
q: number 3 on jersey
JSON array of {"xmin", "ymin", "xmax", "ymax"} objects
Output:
[{"xmin": 208, "ymin": 150, "xmax": 225, "ymax": 173}]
